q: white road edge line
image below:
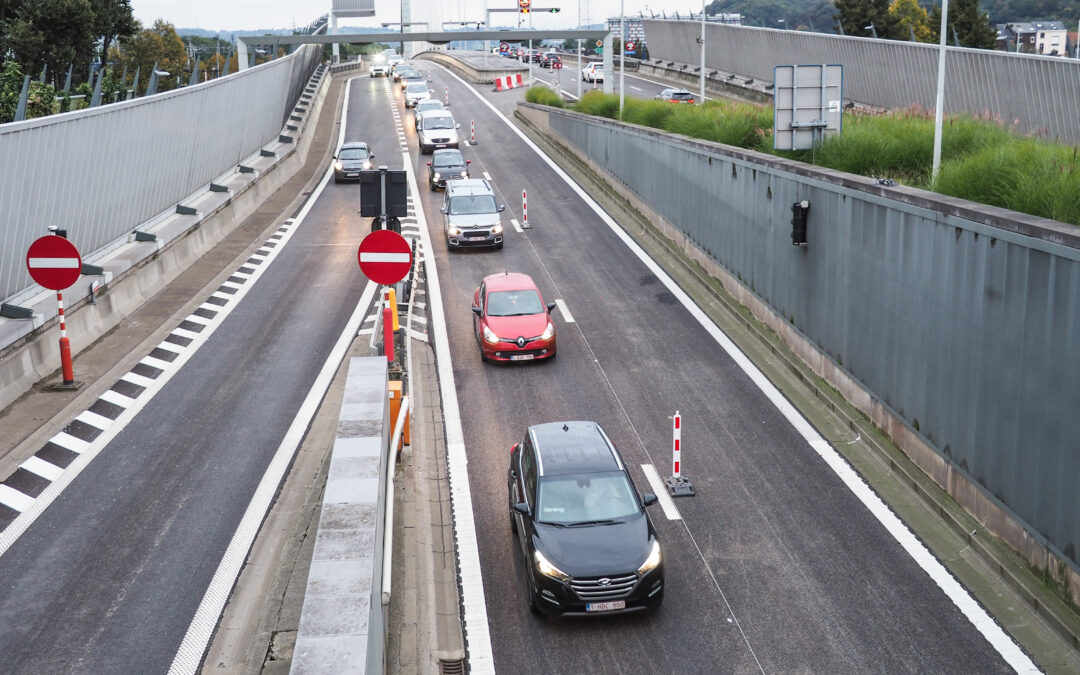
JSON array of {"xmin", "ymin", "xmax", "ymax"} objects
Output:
[
  {"xmin": 168, "ymin": 75, "xmax": 374, "ymax": 675},
  {"xmin": 640, "ymin": 464, "xmax": 681, "ymax": 520},
  {"xmin": 403, "ymin": 147, "xmax": 495, "ymax": 674},
  {"xmin": 553, "ymin": 298, "xmax": 575, "ymax": 323},
  {"xmin": 435, "ymin": 63, "xmax": 1037, "ymax": 674}
]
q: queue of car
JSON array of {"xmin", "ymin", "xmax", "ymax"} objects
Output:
[{"xmin": 339, "ymin": 70, "xmax": 666, "ymax": 618}]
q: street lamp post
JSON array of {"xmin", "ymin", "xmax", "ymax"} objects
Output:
[
  {"xmin": 931, "ymin": 0, "xmax": 949, "ymax": 181},
  {"xmin": 578, "ymin": 0, "xmax": 582, "ymax": 100},
  {"xmin": 865, "ymin": 22, "xmax": 878, "ymax": 39},
  {"xmin": 619, "ymin": 0, "xmax": 625, "ymax": 119},
  {"xmin": 699, "ymin": 1, "xmax": 706, "ymax": 105}
]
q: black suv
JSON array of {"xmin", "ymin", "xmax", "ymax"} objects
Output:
[{"xmin": 507, "ymin": 421, "xmax": 664, "ymax": 616}]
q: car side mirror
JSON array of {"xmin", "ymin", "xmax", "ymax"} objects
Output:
[
  {"xmin": 497, "ymin": 204, "xmax": 506, "ymax": 212},
  {"xmin": 471, "ymin": 306, "xmax": 482, "ymax": 317},
  {"xmin": 456, "ymin": 123, "xmax": 461, "ymax": 128},
  {"xmin": 546, "ymin": 302, "xmax": 556, "ymax": 313},
  {"xmin": 642, "ymin": 494, "xmax": 658, "ymax": 507},
  {"xmin": 441, "ymin": 207, "xmax": 448, "ymax": 214},
  {"xmin": 514, "ymin": 503, "xmax": 531, "ymax": 517}
]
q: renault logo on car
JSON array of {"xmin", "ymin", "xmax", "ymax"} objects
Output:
[{"xmin": 517, "ymin": 336, "xmax": 526, "ymax": 348}]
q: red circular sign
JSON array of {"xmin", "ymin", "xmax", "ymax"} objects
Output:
[
  {"xmin": 358, "ymin": 229, "xmax": 412, "ymax": 285},
  {"xmin": 625, "ymin": 41, "xmax": 635, "ymax": 51},
  {"xmin": 518, "ymin": 0, "xmax": 530, "ymax": 7},
  {"xmin": 26, "ymin": 235, "xmax": 82, "ymax": 290},
  {"xmin": 500, "ymin": 42, "xmax": 509, "ymax": 52}
]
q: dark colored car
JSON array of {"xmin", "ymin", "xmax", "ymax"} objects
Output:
[
  {"xmin": 427, "ymin": 148, "xmax": 470, "ymax": 190},
  {"xmin": 508, "ymin": 421, "xmax": 663, "ymax": 616},
  {"xmin": 540, "ymin": 54, "xmax": 562, "ymax": 68},
  {"xmin": 332, "ymin": 141, "xmax": 373, "ymax": 183},
  {"xmin": 655, "ymin": 88, "xmax": 696, "ymax": 104},
  {"xmin": 472, "ymin": 272, "xmax": 556, "ymax": 362}
]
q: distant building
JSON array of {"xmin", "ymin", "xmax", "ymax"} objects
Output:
[{"xmin": 996, "ymin": 21, "xmax": 1068, "ymax": 56}]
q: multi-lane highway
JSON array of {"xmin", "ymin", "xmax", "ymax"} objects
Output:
[{"xmin": 0, "ymin": 58, "xmax": 1040, "ymax": 673}]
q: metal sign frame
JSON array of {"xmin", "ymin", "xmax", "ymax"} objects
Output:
[{"xmin": 773, "ymin": 64, "xmax": 843, "ymax": 151}]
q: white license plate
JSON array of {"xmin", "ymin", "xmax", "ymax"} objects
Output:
[
  {"xmin": 510, "ymin": 354, "xmax": 535, "ymax": 361},
  {"xmin": 345, "ymin": 173, "xmax": 358, "ymax": 177},
  {"xmin": 586, "ymin": 600, "xmax": 625, "ymax": 612},
  {"xmin": 435, "ymin": 144, "xmax": 448, "ymax": 148},
  {"xmin": 468, "ymin": 236, "xmax": 486, "ymax": 241}
]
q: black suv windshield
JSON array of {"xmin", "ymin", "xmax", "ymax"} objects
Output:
[
  {"xmin": 536, "ymin": 473, "xmax": 641, "ymax": 524},
  {"xmin": 486, "ymin": 290, "xmax": 544, "ymax": 317},
  {"xmin": 433, "ymin": 151, "xmax": 464, "ymax": 167},
  {"xmin": 448, "ymin": 194, "xmax": 496, "ymax": 215}
]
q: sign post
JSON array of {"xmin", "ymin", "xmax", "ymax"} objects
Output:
[
  {"xmin": 664, "ymin": 410, "xmax": 695, "ymax": 497},
  {"xmin": 26, "ymin": 235, "xmax": 83, "ymax": 389}
]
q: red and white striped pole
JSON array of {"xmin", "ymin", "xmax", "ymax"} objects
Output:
[
  {"xmin": 522, "ymin": 189, "xmax": 528, "ymax": 228},
  {"xmin": 470, "ymin": 119, "xmax": 476, "ymax": 144},
  {"xmin": 672, "ymin": 410, "xmax": 682, "ymax": 478},
  {"xmin": 444, "ymin": 86, "xmax": 449, "ymax": 106},
  {"xmin": 57, "ymin": 291, "xmax": 75, "ymax": 385}
]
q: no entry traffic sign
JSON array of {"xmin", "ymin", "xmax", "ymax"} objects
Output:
[
  {"xmin": 26, "ymin": 235, "xmax": 82, "ymax": 290},
  {"xmin": 358, "ymin": 229, "xmax": 412, "ymax": 285},
  {"xmin": 625, "ymin": 41, "xmax": 636, "ymax": 51},
  {"xmin": 499, "ymin": 42, "xmax": 509, "ymax": 53}
]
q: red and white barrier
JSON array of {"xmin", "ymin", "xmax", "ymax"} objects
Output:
[
  {"xmin": 469, "ymin": 119, "xmax": 476, "ymax": 144},
  {"xmin": 522, "ymin": 189, "xmax": 528, "ymax": 228},
  {"xmin": 494, "ymin": 74, "xmax": 525, "ymax": 91},
  {"xmin": 444, "ymin": 86, "xmax": 449, "ymax": 106},
  {"xmin": 672, "ymin": 410, "xmax": 682, "ymax": 477}
]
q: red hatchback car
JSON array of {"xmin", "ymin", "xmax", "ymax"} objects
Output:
[{"xmin": 472, "ymin": 272, "xmax": 557, "ymax": 362}]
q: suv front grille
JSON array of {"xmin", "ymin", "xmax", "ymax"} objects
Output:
[{"xmin": 569, "ymin": 574, "xmax": 637, "ymax": 601}]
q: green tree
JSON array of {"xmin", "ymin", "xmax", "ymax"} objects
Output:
[
  {"xmin": 889, "ymin": 0, "xmax": 933, "ymax": 41},
  {"xmin": 0, "ymin": 59, "xmax": 23, "ymax": 122},
  {"xmin": 834, "ymin": 0, "xmax": 898, "ymax": 38},
  {"xmin": 119, "ymin": 19, "xmax": 185, "ymax": 93},
  {"xmin": 930, "ymin": 0, "xmax": 998, "ymax": 48},
  {"xmin": 89, "ymin": 0, "xmax": 138, "ymax": 74},
  {"xmin": 7, "ymin": 0, "xmax": 95, "ymax": 84}
]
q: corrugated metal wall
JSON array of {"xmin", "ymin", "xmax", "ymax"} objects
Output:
[
  {"xmin": 551, "ymin": 110, "xmax": 1080, "ymax": 569},
  {"xmin": 644, "ymin": 20, "xmax": 1080, "ymax": 143},
  {"xmin": 0, "ymin": 44, "xmax": 322, "ymax": 304}
]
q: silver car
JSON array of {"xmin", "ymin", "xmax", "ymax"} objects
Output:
[
  {"xmin": 404, "ymin": 81, "xmax": 432, "ymax": 108},
  {"xmin": 417, "ymin": 111, "xmax": 460, "ymax": 154}
]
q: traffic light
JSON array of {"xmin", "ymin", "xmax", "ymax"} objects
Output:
[
  {"xmin": 549, "ymin": 7, "xmax": 560, "ymax": 12},
  {"xmin": 521, "ymin": 8, "xmax": 529, "ymax": 13}
]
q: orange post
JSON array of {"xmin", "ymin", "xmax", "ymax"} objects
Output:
[{"xmin": 387, "ymin": 380, "xmax": 409, "ymax": 451}]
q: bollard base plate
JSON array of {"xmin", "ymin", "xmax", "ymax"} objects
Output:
[
  {"xmin": 664, "ymin": 475, "xmax": 695, "ymax": 497},
  {"xmin": 46, "ymin": 380, "xmax": 84, "ymax": 392}
]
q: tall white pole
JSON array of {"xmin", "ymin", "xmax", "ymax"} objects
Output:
[
  {"xmin": 577, "ymin": 1, "xmax": 582, "ymax": 99},
  {"xmin": 1076, "ymin": 19, "xmax": 1079, "ymax": 58},
  {"xmin": 931, "ymin": 0, "xmax": 949, "ymax": 181},
  {"xmin": 699, "ymin": 1, "xmax": 706, "ymax": 104},
  {"xmin": 618, "ymin": 0, "xmax": 625, "ymax": 119}
]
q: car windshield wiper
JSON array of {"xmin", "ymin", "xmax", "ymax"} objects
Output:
[{"xmin": 564, "ymin": 519, "xmax": 622, "ymax": 527}]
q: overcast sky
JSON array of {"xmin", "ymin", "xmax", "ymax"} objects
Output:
[{"xmin": 130, "ymin": 0, "xmax": 702, "ymax": 32}]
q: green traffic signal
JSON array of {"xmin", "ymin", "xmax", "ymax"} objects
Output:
[{"xmin": 550, "ymin": 7, "xmax": 560, "ymax": 11}]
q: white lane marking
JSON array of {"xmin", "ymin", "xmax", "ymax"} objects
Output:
[
  {"xmin": 482, "ymin": 171, "xmax": 492, "ymax": 181},
  {"xmin": 553, "ymin": 299, "xmax": 574, "ymax": 323},
  {"xmin": 172, "ymin": 327, "xmax": 203, "ymax": 341},
  {"xmin": 75, "ymin": 410, "xmax": 114, "ymax": 430},
  {"xmin": 197, "ymin": 303, "xmax": 223, "ymax": 314},
  {"xmin": 510, "ymin": 218, "xmax": 523, "ymax": 233},
  {"xmin": 168, "ymin": 74, "xmax": 372, "ymax": 675},
  {"xmin": 408, "ymin": 329, "xmax": 428, "ymax": 342},
  {"xmin": 49, "ymin": 432, "xmax": 89, "ymax": 454},
  {"xmin": 435, "ymin": 64, "xmax": 1036, "ymax": 674},
  {"xmin": 140, "ymin": 355, "xmax": 174, "ymax": 371},
  {"xmin": 99, "ymin": 389, "xmax": 135, "ymax": 408},
  {"xmin": 220, "ymin": 281, "xmax": 243, "ymax": 290},
  {"xmin": 560, "ymin": 90, "xmax": 579, "ymax": 101},
  {"xmin": 183, "ymin": 314, "xmax": 212, "ymax": 326},
  {"xmin": 121, "ymin": 372, "xmax": 156, "ymax": 388},
  {"xmin": 155, "ymin": 340, "xmax": 186, "ymax": 354},
  {"xmin": 404, "ymin": 147, "xmax": 495, "ymax": 673},
  {"xmin": 0, "ymin": 486, "xmax": 34, "ymax": 512},
  {"xmin": 357, "ymin": 327, "xmax": 374, "ymax": 336},
  {"xmin": 629, "ymin": 85, "xmax": 642, "ymax": 91},
  {"xmin": 21, "ymin": 456, "xmax": 64, "ymax": 482},
  {"xmin": 626, "ymin": 71, "xmax": 711, "ymax": 101},
  {"xmin": 641, "ymin": 464, "xmax": 681, "ymax": 520},
  {"xmin": 210, "ymin": 292, "xmax": 232, "ymax": 302}
]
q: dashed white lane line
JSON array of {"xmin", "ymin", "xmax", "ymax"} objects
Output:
[
  {"xmin": 21, "ymin": 456, "xmax": 64, "ymax": 482},
  {"xmin": 641, "ymin": 464, "xmax": 681, "ymax": 520},
  {"xmin": 629, "ymin": 85, "xmax": 642, "ymax": 91},
  {"xmin": 482, "ymin": 171, "xmax": 492, "ymax": 181},
  {"xmin": 0, "ymin": 486, "xmax": 34, "ymax": 512},
  {"xmin": 554, "ymin": 299, "xmax": 574, "ymax": 323},
  {"xmin": 510, "ymin": 218, "xmax": 523, "ymax": 233}
]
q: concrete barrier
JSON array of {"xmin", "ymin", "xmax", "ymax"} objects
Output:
[{"xmin": 414, "ymin": 50, "xmax": 528, "ymax": 85}]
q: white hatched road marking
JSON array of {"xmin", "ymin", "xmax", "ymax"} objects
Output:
[
  {"xmin": 408, "ymin": 329, "xmax": 428, "ymax": 342},
  {"xmin": 553, "ymin": 299, "xmax": 574, "ymax": 323},
  {"xmin": 183, "ymin": 314, "xmax": 212, "ymax": 325},
  {"xmin": 49, "ymin": 432, "xmax": 89, "ymax": 454},
  {"xmin": 172, "ymin": 327, "xmax": 203, "ymax": 341},
  {"xmin": 641, "ymin": 464, "xmax": 682, "ymax": 520},
  {"xmin": 155, "ymin": 340, "xmax": 185, "ymax": 354},
  {"xmin": 99, "ymin": 389, "xmax": 135, "ymax": 408},
  {"xmin": 121, "ymin": 372, "xmax": 156, "ymax": 388},
  {"xmin": 510, "ymin": 219, "xmax": 523, "ymax": 233},
  {"xmin": 75, "ymin": 410, "xmax": 113, "ymax": 430},
  {"xmin": 437, "ymin": 62, "xmax": 1038, "ymax": 675},
  {"xmin": 482, "ymin": 171, "xmax": 492, "ymax": 181},
  {"xmin": 0, "ymin": 486, "xmax": 34, "ymax": 512},
  {"xmin": 21, "ymin": 456, "xmax": 64, "ymax": 481},
  {"xmin": 140, "ymin": 355, "xmax": 174, "ymax": 371}
]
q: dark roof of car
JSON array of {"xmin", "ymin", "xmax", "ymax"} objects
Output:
[{"xmin": 530, "ymin": 421, "xmax": 621, "ymax": 477}]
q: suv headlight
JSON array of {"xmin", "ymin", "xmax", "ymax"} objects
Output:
[
  {"xmin": 334, "ymin": 160, "xmax": 342, "ymax": 170},
  {"xmin": 540, "ymin": 321, "xmax": 555, "ymax": 340},
  {"xmin": 363, "ymin": 160, "xmax": 372, "ymax": 170},
  {"xmin": 535, "ymin": 550, "xmax": 570, "ymax": 581},
  {"xmin": 492, "ymin": 223, "xmax": 503, "ymax": 235},
  {"xmin": 447, "ymin": 227, "xmax": 461, "ymax": 236},
  {"xmin": 482, "ymin": 325, "xmax": 500, "ymax": 344},
  {"xmin": 637, "ymin": 540, "xmax": 661, "ymax": 574},
  {"xmin": 433, "ymin": 172, "xmax": 441, "ymax": 181}
]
